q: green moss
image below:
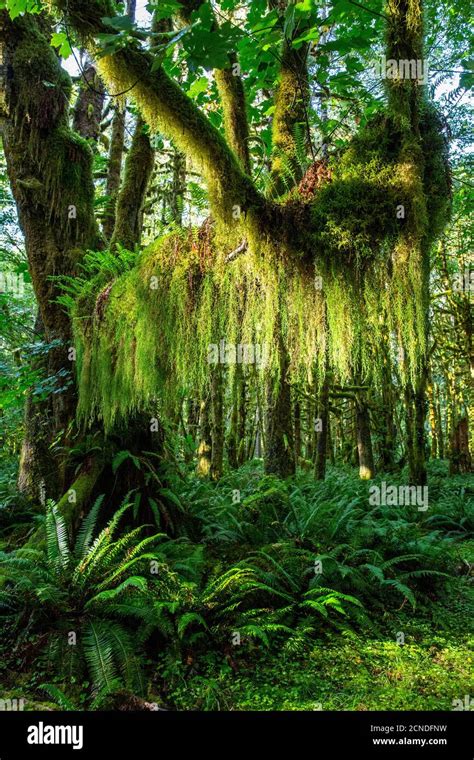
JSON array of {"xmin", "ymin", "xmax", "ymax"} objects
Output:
[
  {"xmin": 10, "ymin": 15, "xmax": 98, "ymax": 250},
  {"xmin": 71, "ymin": 95, "xmax": 451, "ymax": 427},
  {"xmin": 59, "ymin": 0, "xmax": 450, "ymax": 424},
  {"xmin": 271, "ymin": 39, "xmax": 310, "ymax": 197}
]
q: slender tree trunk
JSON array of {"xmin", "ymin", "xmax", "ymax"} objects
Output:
[
  {"xmin": 355, "ymin": 396, "xmax": 375, "ymax": 480},
  {"xmin": 427, "ymin": 379, "xmax": 438, "ymax": 459},
  {"xmin": 110, "ymin": 116, "xmax": 154, "ymax": 250},
  {"xmin": 435, "ymin": 385, "xmax": 444, "ymax": 458},
  {"xmin": 379, "ymin": 340, "xmax": 396, "ymax": 470},
  {"xmin": 294, "ymin": 397, "xmax": 301, "ymax": 466},
  {"xmin": 196, "ymin": 396, "xmax": 212, "ymax": 477},
  {"xmin": 265, "ymin": 330, "xmax": 295, "ymax": 478},
  {"xmin": 237, "ymin": 370, "xmax": 247, "ymax": 465},
  {"xmin": 314, "ymin": 370, "xmax": 330, "ymax": 480},
  {"xmin": 170, "ymin": 148, "xmax": 186, "ymax": 225},
  {"xmin": 103, "ymin": 104, "xmax": 125, "ymax": 240},
  {"xmin": 210, "ymin": 365, "xmax": 224, "ymax": 480}
]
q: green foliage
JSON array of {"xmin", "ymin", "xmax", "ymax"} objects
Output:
[{"xmin": 0, "ymin": 496, "xmax": 174, "ymax": 702}]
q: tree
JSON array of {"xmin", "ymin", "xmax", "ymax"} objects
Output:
[{"xmin": 42, "ymin": 0, "xmax": 450, "ymax": 486}]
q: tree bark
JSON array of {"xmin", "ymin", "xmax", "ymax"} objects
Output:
[
  {"xmin": 103, "ymin": 103, "xmax": 125, "ymax": 240},
  {"xmin": 355, "ymin": 396, "xmax": 375, "ymax": 480},
  {"xmin": 314, "ymin": 370, "xmax": 330, "ymax": 480},
  {"xmin": 196, "ymin": 396, "xmax": 212, "ymax": 477},
  {"xmin": 265, "ymin": 330, "xmax": 295, "ymax": 478},
  {"xmin": 110, "ymin": 116, "xmax": 154, "ymax": 250},
  {"xmin": 72, "ymin": 63, "xmax": 105, "ymax": 142},
  {"xmin": 210, "ymin": 365, "xmax": 224, "ymax": 480},
  {"xmin": 1, "ymin": 11, "xmax": 99, "ymax": 501}
]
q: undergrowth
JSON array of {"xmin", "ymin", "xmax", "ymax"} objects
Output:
[{"xmin": 0, "ymin": 461, "xmax": 472, "ymax": 710}]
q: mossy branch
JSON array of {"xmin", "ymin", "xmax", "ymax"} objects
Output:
[
  {"xmin": 49, "ymin": 0, "xmax": 264, "ymax": 223},
  {"xmin": 177, "ymin": 0, "xmax": 251, "ymax": 174},
  {"xmin": 214, "ymin": 60, "xmax": 252, "ymax": 175}
]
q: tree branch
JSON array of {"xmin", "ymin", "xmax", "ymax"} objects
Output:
[
  {"xmin": 225, "ymin": 239, "xmax": 248, "ymax": 263},
  {"xmin": 50, "ymin": 0, "xmax": 264, "ymax": 223}
]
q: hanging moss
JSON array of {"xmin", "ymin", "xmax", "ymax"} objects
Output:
[
  {"xmin": 70, "ymin": 92, "xmax": 450, "ymax": 429},
  {"xmin": 56, "ymin": 0, "xmax": 451, "ymax": 429}
]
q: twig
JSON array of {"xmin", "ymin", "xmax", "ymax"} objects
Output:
[{"xmin": 225, "ymin": 240, "xmax": 248, "ymax": 263}]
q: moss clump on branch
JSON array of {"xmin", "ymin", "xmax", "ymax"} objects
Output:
[
  {"xmin": 50, "ymin": 0, "xmax": 451, "ymax": 428},
  {"xmin": 70, "ymin": 91, "xmax": 450, "ymax": 431}
]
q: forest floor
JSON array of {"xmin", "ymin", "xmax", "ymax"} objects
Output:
[
  {"xmin": 0, "ymin": 461, "xmax": 472, "ymax": 711},
  {"xmin": 165, "ymin": 558, "xmax": 473, "ymax": 711}
]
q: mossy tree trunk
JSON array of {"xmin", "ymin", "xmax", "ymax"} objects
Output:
[
  {"xmin": 377, "ymin": 333, "xmax": 396, "ymax": 471},
  {"xmin": 210, "ymin": 364, "xmax": 224, "ymax": 480},
  {"xmin": 103, "ymin": 103, "xmax": 125, "ymax": 240},
  {"xmin": 1, "ymin": 11, "xmax": 99, "ymax": 501},
  {"xmin": 110, "ymin": 116, "xmax": 155, "ymax": 250},
  {"xmin": 270, "ymin": 2, "xmax": 311, "ymax": 196},
  {"xmin": 170, "ymin": 148, "xmax": 186, "ymax": 225},
  {"xmin": 314, "ymin": 368, "xmax": 330, "ymax": 481},
  {"xmin": 72, "ymin": 63, "xmax": 105, "ymax": 142},
  {"xmin": 294, "ymin": 396, "xmax": 302, "ymax": 466}
]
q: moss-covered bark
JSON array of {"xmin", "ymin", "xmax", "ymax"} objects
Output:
[
  {"xmin": 56, "ymin": 454, "xmax": 104, "ymax": 528},
  {"xmin": 210, "ymin": 365, "xmax": 224, "ymax": 480},
  {"xmin": 72, "ymin": 63, "xmax": 105, "ymax": 142},
  {"xmin": 110, "ymin": 116, "xmax": 154, "ymax": 250},
  {"xmin": 103, "ymin": 104, "xmax": 125, "ymax": 240},
  {"xmin": 0, "ymin": 11, "xmax": 100, "ymax": 500},
  {"xmin": 314, "ymin": 368, "xmax": 330, "ymax": 481},
  {"xmin": 214, "ymin": 61, "xmax": 251, "ymax": 174},
  {"xmin": 170, "ymin": 148, "xmax": 186, "ymax": 225},
  {"xmin": 270, "ymin": 7, "xmax": 310, "ymax": 196}
]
